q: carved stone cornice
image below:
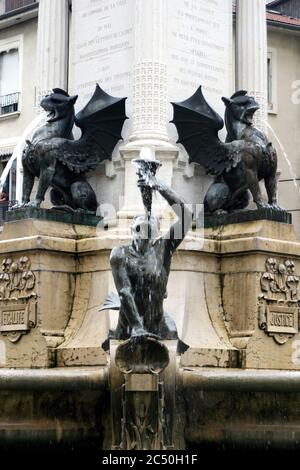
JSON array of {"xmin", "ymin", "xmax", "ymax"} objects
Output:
[{"xmin": 259, "ymin": 257, "xmax": 300, "ymax": 345}]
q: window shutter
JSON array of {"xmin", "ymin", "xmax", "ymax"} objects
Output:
[
  {"xmin": 5, "ymin": 0, "xmax": 36, "ymax": 13},
  {"xmin": 0, "ymin": 49, "xmax": 19, "ymax": 97}
]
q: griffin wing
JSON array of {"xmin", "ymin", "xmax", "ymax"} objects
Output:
[
  {"xmin": 56, "ymin": 84, "xmax": 128, "ymax": 173},
  {"xmin": 171, "ymin": 86, "xmax": 240, "ymax": 176}
]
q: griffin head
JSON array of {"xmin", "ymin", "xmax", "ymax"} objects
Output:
[
  {"xmin": 41, "ymin": 88, "xmax": 78, "ymax": 123},
  {"xmin": 222, "ymin": 90, "xmax": 259, "ymax": 126}
]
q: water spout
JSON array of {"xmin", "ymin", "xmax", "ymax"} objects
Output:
[
  {"xmin": 0, "ymin": 113, "xmax": 46, "ymax": 199},
  {"xmin": 266, "ymin": 121, "xmax": 300, "ymax": 197},
  {"xmin": 132, "ymin": 149, "xmax": 161, "ymax": 221}
]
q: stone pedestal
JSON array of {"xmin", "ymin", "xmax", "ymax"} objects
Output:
[
  {"xmin": 203, "ymin": 219, "xmax": 300, "ymax": 370},
  {"xmin": 0, "ymin": 217, "xmax": 106, "ymax": 368},
  {"xmin": 1, "ymin": 213, "xmax": 298, "ymax": 372},
  {"xmin": 117, "ymin": 145, "xmax": 178, "ymax": 220},
  {"xmin": 1, "ymin": 213, "xmax": 300, "ymax": 449},
  {"xmin": 110, "ymin": 337, "xmax": 176, "ymax": 450}
]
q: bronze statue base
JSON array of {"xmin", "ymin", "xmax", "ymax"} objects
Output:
[
  {"xmin": 198, "ymin": 208, "xmax": 292, "ymax": 229},
  {"xmin": 7, "ymin": 207, "xmax": 102, "ymax": 227}
]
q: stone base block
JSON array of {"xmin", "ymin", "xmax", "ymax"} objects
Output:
[
  {"xmin": 181, "ymin": 348, "xmax": 242, "ymax": 368},
  {"xmin": 7, "ymin": 207, "xmax": 102, "ymax": 227},
  {"xmin": 198, "ymin": 208, "xmax": 292, "ymax": 229},
  {"xmin": 0, "ymin": 213, "xmax": 299, "ymax": 372}
]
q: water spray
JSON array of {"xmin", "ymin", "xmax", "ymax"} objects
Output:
[{"xmin": 132, "ymin": 148, "xmax": 161, "ymax": 239}]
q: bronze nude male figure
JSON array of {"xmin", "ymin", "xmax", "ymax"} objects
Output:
[{"xmin": 108, "ymin": 168, "xmax": 192, "ymax": 340}]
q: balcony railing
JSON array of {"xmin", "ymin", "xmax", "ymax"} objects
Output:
[
  {"xmin": 0, "ymin": 92, "xmax": 20, "ymax": 116},
  {"xmin": 5, "ymin": 0, "xmax": 37, "ymax": 13}
]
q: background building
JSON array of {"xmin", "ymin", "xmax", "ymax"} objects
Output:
[
  {"xmin": 0, "ymin": 0, "xmax": 38, "ymax": 222},
  {"xmin": 0, "ymin": 0, "xmax": 299, "ymax": 231},
  {"xmin": 266, "ymin": 0, "xmax": 300, "ymax": 229}
]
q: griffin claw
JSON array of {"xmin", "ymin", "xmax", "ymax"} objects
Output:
[
  {"xmin": 24, "ymin": 201, "xmax": 41, "ymax": 209},
  {"xmin": 10, "ymin": 202, "xmax": 26, "ymax": 210},
  {"xmin": 270, "ymin": 203, "xmax": 286, "ymax": 212}
]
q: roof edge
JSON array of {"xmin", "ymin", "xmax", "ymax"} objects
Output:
[{"xmin": 0, "ymin": 3, "xmax": 38, "ymax": 22}]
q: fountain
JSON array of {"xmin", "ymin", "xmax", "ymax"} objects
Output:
[
  {"xmin": 102, "ymin": 154, "xmax": 192, "ymax": 450},
  {"xmin": 0, "ymin": 83, "xmax": 300, "ymax": 453}
]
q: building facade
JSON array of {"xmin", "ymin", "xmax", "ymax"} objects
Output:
[
  {"xmin": 266, "ymin": 0, "xmax": 300, "ymax": 231},
  {"xmin": 0, "ymin": 0, "xmax": 38, "ymax": 222}
]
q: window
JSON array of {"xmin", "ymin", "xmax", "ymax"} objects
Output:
[
  {"xmin": 5, "ymin": 0, "xmax": 36, "ymax": 13},
  {"xmin": 267, "ymin": 48, "xmax": 278, "ymax": 114},
  {"xmin": 0, "ymin": 36, "xmax": 22, "ymax": 117},
  {"xmin": 0, "ymin": 49, "xmax": 20, "ymax": 115}
]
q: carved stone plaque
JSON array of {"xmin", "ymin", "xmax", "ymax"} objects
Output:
[
  {"xmin": 266, "ymin": 305, "xmax": 298, "ymax": 335},
  {"xmin": 0, "ymin": 299, "xmax": 37, "ymax": 343},
  {"xmin": 70, "ymin": 0, "xmax": 134, "ymax": 121},
  {"xmin": 168, "ymin": 0, "xmax": 233, "ymax": 135},
  {"xmin": 0, "ymin": 257, "xmax": 37, "ymax": 343},
  {"xmin": 0, "ymin": 304, "xmax": 29, "ymax": 333},
  {"xmin": 259, "ymin": 258, "xmax": 300, "ymax": 345}
]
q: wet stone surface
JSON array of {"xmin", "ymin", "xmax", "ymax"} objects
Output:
[
  {"xmin": 198, "ymin": 208, "xmax": 292, "ymax": 229},
  {"xmin": 7, "ymin": 207, "xmax": 102, "ymax": 227}
]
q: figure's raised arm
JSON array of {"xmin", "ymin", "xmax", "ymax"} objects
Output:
[{"xmin": 155, "ymin": 180, "xmax": 193, "ymax": 252}]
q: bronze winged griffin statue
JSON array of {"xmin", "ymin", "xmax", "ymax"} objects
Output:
[
  {"xmin": 14, "ymin": 84, "xmax": 127, "ymax": 214},
  {"xmin": 171, "ymin": 87, "xmax": 283, "ymax": 214}
]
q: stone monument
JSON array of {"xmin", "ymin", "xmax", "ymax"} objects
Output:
[
  {"xmin": 69, "ymin": 0, "xmax": 233, "ymax": 215},
  {"xmin": 1, "ymin": 0, "xmax": 300, "ymax": 454}
]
